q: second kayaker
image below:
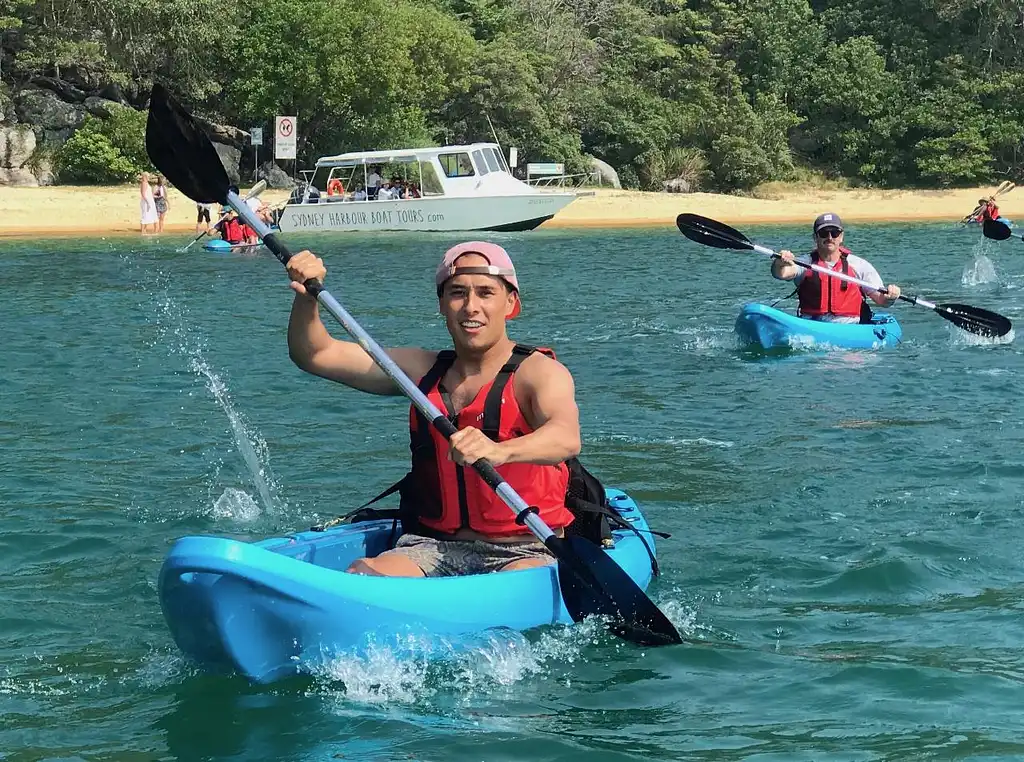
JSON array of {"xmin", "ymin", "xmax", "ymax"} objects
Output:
[
  {"xmin": 286, "ymin": 241, "xmax": 582, "ymax": 577},
  {"xmin": 771, "ymin": 212, "xmax": 902, "ymax": 323}
]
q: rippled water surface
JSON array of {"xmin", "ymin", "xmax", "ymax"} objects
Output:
[{"xmin": 2, "ymin": 223, "xmax": 1023, "ymax": 760}]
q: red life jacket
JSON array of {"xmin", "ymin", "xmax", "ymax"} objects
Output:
[
  {"xmin": 797, "ymin": 248, "xmax": 864, "ymax": 318},
  {"xmin": 406, "ymin": 344, "xmax": 574, "ymax": 537},
  {"xmin": 985, "ymin": 201, "xmax": 1000, "ymax": 221},
  {"xmin": 221, "ymin": 218, "xmax": 245, "ymax": 244}
]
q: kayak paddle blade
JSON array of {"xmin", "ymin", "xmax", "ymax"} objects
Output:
[
  {"xmin": 676, "ymin": 213, "xmax": 754, "ymax": 252},
  {"xmin": 552, "ymin": 535, "xmax": 682, "ymax": 647},
  {"xmin": 982, "ymin": 218, "xmax": 1012, "ymax": 241},
  {"xmin": 146, "ymin": 82, "xmax": 230, "ymax": 205},
  {"xmin": 936, "ymin": 303, "xmax": 1013, "ymax": 338}
]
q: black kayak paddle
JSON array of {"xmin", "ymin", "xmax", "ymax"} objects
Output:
[
  {"xmin": 677, "ymin": 213, "xmax": 1012, "ymax": 339},
  {"xmin": 146, "ymin": 82, "xmax": 682, "ymax": 647}
]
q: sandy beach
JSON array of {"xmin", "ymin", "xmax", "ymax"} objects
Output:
[{"xmin": 0, "ymin": 183, "xmax": 1019, "ymax": 238}]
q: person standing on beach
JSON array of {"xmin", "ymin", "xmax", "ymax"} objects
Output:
[
  {"xmin": 771, "ymin": 213, "xmax": 901, "ymax": 323},
  {"xmin": 139, "ymin": 172, "xmax": 158, "ymax": 234},
  {"xmin": 153, "ymin": 174, "xmax": 170, "ymax": 233}
]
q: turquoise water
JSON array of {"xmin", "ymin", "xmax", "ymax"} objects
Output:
[{"xmin": 2, "ymin": 223, "xmax": 1023, "ymax": 761}]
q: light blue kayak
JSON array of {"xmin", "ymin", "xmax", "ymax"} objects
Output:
[
  {"xmin": 735, "ymin": 303, "xmax": 902, "ymax": 350},
  {"xmin": 203, "ymin": 239, "xmax": 263, "ymax": 253},
  {"xmin": 158, "ymin": 488, "xmax": 658, "ymax": 683}
]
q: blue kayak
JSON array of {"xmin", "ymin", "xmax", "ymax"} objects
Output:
[
  {"xmin": 158, "ymin": 488, "xmax": 659, "ymax": 683},
  {"xmin": 203, "ymin": 239, "xmax": 263, "ymax": 253},
  {"xmin": 735, "ymin": 303, "xmax": 902, "ymax": 350}
]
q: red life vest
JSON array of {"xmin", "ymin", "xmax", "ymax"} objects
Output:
[
  {"xmin": 797, "ymin": 248, "xmax": 864, "ymax": 319},
  {"xmin": 221, "ymin": 218, "xmax": 245, "ymax": 244},
  {"xmin": 406, "ymin": 344, "xmax": 574, "ymax": 537}
]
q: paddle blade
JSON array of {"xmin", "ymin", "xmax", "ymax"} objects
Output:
[
  {"xmin": 146, "ymin": 83, "xmax": 230, "ymax": 205},
  {"xmin": 936, "ymin": 302, "xmax": 1013, "ymax": 338},
  {"xmin": 551, "ymin": 535, "xmax": 682, "ymax": 646},
  {"xmin": 982, "ymin": 218, "xmax": 1012, "ymax": 241},
  {"xmin": 676, "ymin": 213, "xmax": 754, "ymax": 251}
]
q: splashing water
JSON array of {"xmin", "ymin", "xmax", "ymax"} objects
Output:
[
  {"xmin": 962, "ymin": 238, "xmax": 999, "ymax": 286},
  {"xmin": 143, "ymin": 261, "xmax": 280, "ymax": 516},
  {"xmin": 191, "ymin": 357, "xmax": 277, "ymax": 514}
]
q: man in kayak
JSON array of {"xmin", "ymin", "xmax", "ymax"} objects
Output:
[
  {"xmin": 772, "ymin": 213, "xmax": 901, "ymax": 323},
  {"xmin": 286, "ymin": 242, "xmax": 581, "ymax": 577}
]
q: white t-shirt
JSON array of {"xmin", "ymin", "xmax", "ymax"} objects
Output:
[
  {"xmin": 377, "ymin": 187, "xmax": 393, "ymax": 200},
  {"xmin": 366, "ymin": 171, "xmax": 382, "ymax": 189}
]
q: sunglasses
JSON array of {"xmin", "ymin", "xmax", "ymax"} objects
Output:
[{"xmin": 816, "ymin": 227, "xmax": 843, "ymax": 239}]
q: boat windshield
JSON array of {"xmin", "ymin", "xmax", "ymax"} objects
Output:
[
  {"xmin": 438, "ymin": 152, "xmax": 475, "ymax": 178},
  {"xmin": 308, "ymin": 157, "xmax": 445, "ymax": 199}
]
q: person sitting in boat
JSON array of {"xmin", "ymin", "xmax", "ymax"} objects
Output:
[
  {"xmin": 771, "ymin": 213, "xmax": 901, "ymax": 324},
  {"xmin": 405, "ymin": 182, "xmax": 422, "ymax": 199},
  {"xmin": 286, "ymin": 242, "xmax": 581, "ymax": 577},
  {"xmin": 352, "ymin": 184, "xmax": 367, "ymax": 201},
  {"xmin": 377, "ymin": 182, "xmax": 394, "ymax": 201}
]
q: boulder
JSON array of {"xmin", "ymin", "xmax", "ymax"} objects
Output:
[
  {"xmin": 0, "ymin": 167, "xmax": 39, "ymax": 186},
  {"xmin": 0, "ymin": 125, "xmax": 35, "ymax": 168},
  {"xmin": 83, "ymin": 96, "xmax": 124, "ymax": 118},
  {"xmin": 214, "ymin": 142, "xmax": 242, "ymax": 185},
  {"xmin": 16, "ymin": 89, "xmax": 85, "ymax": 131},
  {"xmin": 29, "ymin": 75, "xmax": 88, "ymax": 103},
  {"xmin": 588, "ymin": 156, "xmax": 621, "ymax": 189},
  {"xmin": 96, "ymin": 82, "xmax": 131, "ymax": 106},
  {"xmin": 258, "ymin": 160, "xmax": 293, "ymax": 188}
]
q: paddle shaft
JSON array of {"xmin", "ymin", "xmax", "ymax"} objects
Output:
[
  {"xmin": 225, "ymin": 190, "xmax": 556, "ymax": 543},
  {"xmin": 754, "ymin": 242, "xmax": 941, "ymax": 306}
]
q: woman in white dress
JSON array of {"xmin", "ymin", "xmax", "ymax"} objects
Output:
[{"xmin": 140, "ymin": 172, "xmax": 158, "ymax": 234}]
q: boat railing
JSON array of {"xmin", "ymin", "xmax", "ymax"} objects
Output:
[{"xmin": 526, "ymin": 172, "xmax": 594, "ymax": 189}]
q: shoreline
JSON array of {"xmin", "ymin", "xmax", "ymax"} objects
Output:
[{"xmin": 0, "ymin": 185, "xmax": 1017, "ymax": 239}]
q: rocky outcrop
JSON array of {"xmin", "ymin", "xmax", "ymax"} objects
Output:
[
  {"xmin": 588, "ymin": 156, "xmax": 621, "ymax": 189},
  {"xmin": 259, "ymin": 160, "xmax": 293, "ymax": 189},
  {"xmin": 0, "ymin": 125, "xmax": 40, "ymax": 186},
  {"xmin": 15, "ymin": 89, "xmax": 85, "ymax": 132},
  {"xmin": 0, "ymin": 77, "xmax": 290, "ymax": 186},
  {"xmin": 214, "ymin": 142, "xmax": 242, "ymax": 185}
]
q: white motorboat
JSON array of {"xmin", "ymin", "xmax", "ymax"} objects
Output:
[{"xmin": 276, "ymin": 143, "xmax": 579, "ymax": 233}]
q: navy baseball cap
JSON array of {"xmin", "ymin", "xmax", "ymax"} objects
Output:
[{"xmin": 813, "ymin": 213, "xmax": 843, "ymax": 233}]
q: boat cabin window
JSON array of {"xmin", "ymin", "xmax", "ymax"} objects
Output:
[
  {"xmin": 482, "ymin": 148, "xmax": 501, "ymax": 173},
  {"xmin": 489, "ymin": 147, "xmax": 510, "ymax": 173},
  {"xmin": 471, "ymin": 149, "xmax": 490, "ymax": 175},
  {"xmin": 438, "ymin": 152, "xmax": 476, "ymax": 178}
]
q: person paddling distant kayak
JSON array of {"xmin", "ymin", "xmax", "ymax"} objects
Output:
[
  {"xmin": 771, "ymin": 213, "xmax": 901, "ymax": 324},
  {"xmin": 286, "ymin": 242, "xmax": 582, "ymax": 578},
  {"xmin": 972, "ymin": 197, "xmax": 1000, "ymax": 224}
]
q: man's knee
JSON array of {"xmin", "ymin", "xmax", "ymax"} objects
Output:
[
  {"xmin": 346, "ymin": 554, "xmax": 426, "ymax": 577},
  {"xmin": 499, "ymin": 556, "xmax": 554, "ymax": 572}
]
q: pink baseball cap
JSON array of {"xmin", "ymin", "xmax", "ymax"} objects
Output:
[{"xmin": 435, "ymin": 241, "xmax": 521, "ymax": 318}]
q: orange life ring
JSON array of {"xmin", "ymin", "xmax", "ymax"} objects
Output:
[{"xmin": 327, "ymin": 178, "xmax": 344, "ymax": 196}]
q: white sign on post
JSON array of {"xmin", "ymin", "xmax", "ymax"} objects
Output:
[
  {"xmin": 250, "ymin": 127, "xmax": 263, "ymax": 146},
  {"xmin": 508, "ymin": 147, "xmax": 518, "ymax": 168},
  {"xmin": 274, "ymin": 116, "xmax": 297, "ymax": 160}
]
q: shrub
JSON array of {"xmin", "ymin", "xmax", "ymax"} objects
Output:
[{"xmin": 54, "ymin": 120, "xmax": 137, "ymax": 184}]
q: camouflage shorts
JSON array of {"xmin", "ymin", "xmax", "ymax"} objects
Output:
[{"xmin": 383, "ymin": 533, "xmax": 554, "ymax": 577}]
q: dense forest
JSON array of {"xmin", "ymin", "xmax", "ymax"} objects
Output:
[{"xmin": 0, "ymin": 0, "xmax": 1022, "ymax": 189}]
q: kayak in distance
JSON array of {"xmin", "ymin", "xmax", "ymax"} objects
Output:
[{"xmin": 735, "ymin": 303, "xmax": 903, "ymax": 350}]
